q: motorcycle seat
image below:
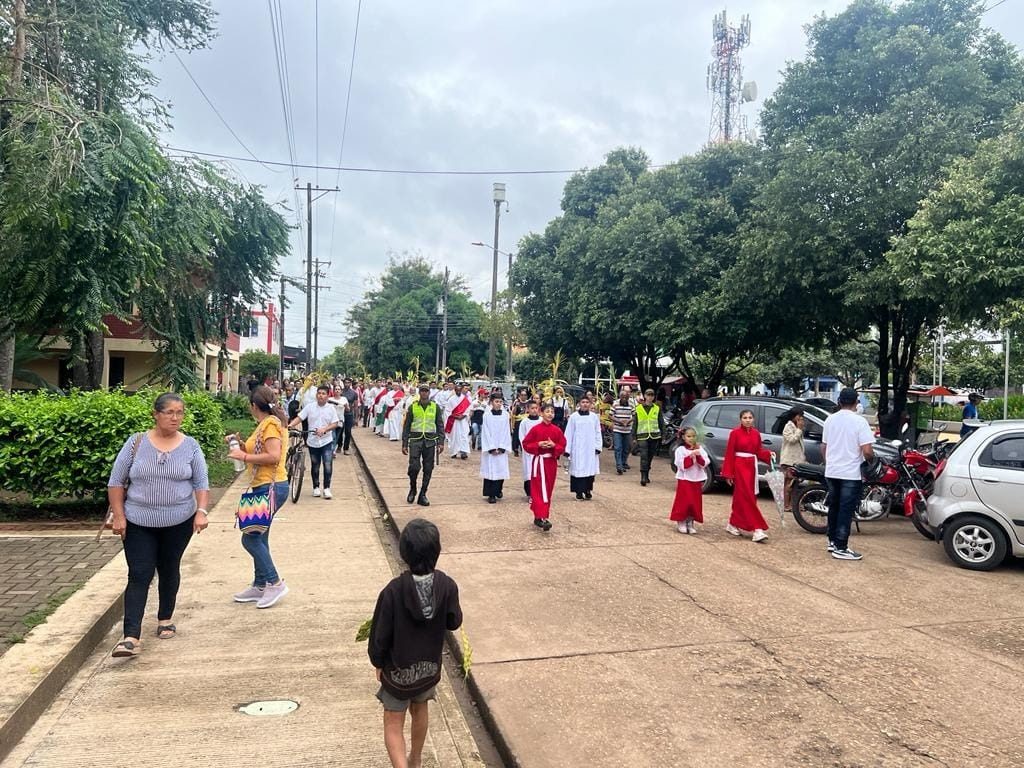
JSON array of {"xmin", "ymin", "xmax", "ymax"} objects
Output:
[{"xmin": 792, "ymin": 462, "xmax": 825, "ymax": 479}]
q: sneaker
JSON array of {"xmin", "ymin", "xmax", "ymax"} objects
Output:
[
  {"xmin": 676, "ymin": 522, "xmax": 688, "ymax": 534},
  {"xmin": 725, "ymin": 523, "xmax": 741, "ymax": 536},
  {"xmin": 686, "ymin": 520, "xmax": 697, "ymax": 535},
  {"xmin": 256, "ymin": 581, "xmax": 290, "ymax": 608},
  {"xmin": 323, "ymin": 488, "xmax": 333, "ymax": 500},
  {"xmin": 312, "ymin": 488, "xmax": 321, "ymax": 498},
  {"xmin": 233, "ymin": 585, "xmax": 265, "ymax": 603},
  {"xmin": 831, "ymin": 548, "xmax": 863, "ymax": 561},
  {"xmin": 752, "ymin": 529, "xmax": 768, "ymax": 543},
  {"xmin": 827, "ymin": 540, "xmax": 836, "ymax": 553}
]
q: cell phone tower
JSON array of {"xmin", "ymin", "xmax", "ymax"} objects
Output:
[{"xmin": 707, "ymin": 10, "xmax": 757, "ymax": 144}]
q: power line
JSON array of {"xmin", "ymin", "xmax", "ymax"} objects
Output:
[
  {"xmin": 171, "ymin": 50, "xmax": 280, "ymax": 176},
  {"xmin": 982, "ymin": 0, "xmax": 1011, "ymax": 12},
  {"xmin": 267, "ymin": 0, "xmax": 303, "ymax": 230},
  {"xmin": 328, "ymin": 0, "xmax": 364, "ymax": 263}
]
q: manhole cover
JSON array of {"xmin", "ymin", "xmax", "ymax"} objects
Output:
[{"xmin": 237, "ymin": 699, "xmax": 299, "ymax": 716}]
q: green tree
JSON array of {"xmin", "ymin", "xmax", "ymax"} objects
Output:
[
  {"xmin": 754, "ymin": 0, "xmax": 1024, "ymax": 434},
  {"xmin": 513, "ymin": 143, "xmax": 778, "ymax": 393},
  {"xmin": 320, "ymin": 343, "xmax": 362, "ymax": 376},
  {"xmin": 239, "ymin": 350, "xmax": 280, "ymax": 382},
  {"xmin": 347, "ymin": 256, "xmax": 487, "ymax": 376}
]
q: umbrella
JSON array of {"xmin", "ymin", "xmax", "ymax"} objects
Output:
[{"xmin": 766, "ymin": 457, "xmax": 786, "ymax": 525}]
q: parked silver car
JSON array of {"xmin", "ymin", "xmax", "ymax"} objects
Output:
[
  {"xmin": 680, "ymin": 397, "xmax": 833, "ymax": 492},
  {"xmin": 926, "ymin": 421, "xmax": 1024, "ymax": 570}
]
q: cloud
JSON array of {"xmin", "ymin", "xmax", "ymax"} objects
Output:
[{"xmin": 151, "ymin": 0, "xmax": 1024, "ymax": 351}]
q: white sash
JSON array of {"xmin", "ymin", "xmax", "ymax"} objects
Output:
[
  {"xmin": 735, "ymin": 452, "xmax": 759, "ymax": 496},
  {"xmin": 531, "ymin": 453, "xmax": 553, "ymax": 503}
]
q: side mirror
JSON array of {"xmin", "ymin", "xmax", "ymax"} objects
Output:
[
  {"xmin": 891, "ymin": 439, "xmax": 902, "ymax": 448},
  {"xmin": 901, "ymin": 423, "xmax": 910, "ymax": 434}
]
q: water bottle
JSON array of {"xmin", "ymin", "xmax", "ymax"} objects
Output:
[{"xmin": 229, "ymin": 436, "xmax": 245, "ymax": 472}]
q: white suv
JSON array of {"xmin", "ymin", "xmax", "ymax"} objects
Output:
[{"xmin": 926, "ymin": 421, "xmax": 1024, "ymax": 570}]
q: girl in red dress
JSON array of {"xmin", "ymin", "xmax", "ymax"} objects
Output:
[
  {"xmin": 521, "ymin": 404, "xmax": 566, "ymax": 531},
  {"xmin": 721, "ymin": 409, "xmax": 775, "ymax": 542},
  {"xmin": 670, "ymin": 427, "xmax": 709, "ymax": 534}
]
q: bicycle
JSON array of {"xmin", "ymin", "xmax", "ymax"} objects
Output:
[{"xmin": 286, "ymin": 429, "xmax": 308, "ymax": 503}]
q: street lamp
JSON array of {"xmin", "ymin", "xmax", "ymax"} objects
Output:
[
  {"xmin": 483, "ymin": 183, "xmax": 506, "ymax": 380},
  {"xmin": 472, "ymin": 240, "xmax": 515, "ymax": 379}
]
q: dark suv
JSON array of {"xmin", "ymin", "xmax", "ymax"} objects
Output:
[{"xmin": 680, "ymin": 397, "xmax": 832, "ymax": 492}]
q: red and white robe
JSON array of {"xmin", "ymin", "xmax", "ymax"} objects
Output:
[
  {"xmin": 721, "ymin": 426, "xmax": 772, "ymax": 531},
  {"xmin": 521, "ymin": 422, "xmax": 566, "ymax": 520}
]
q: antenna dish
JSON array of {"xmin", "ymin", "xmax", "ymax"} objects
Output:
[{"xmin": 741, "ymin": 81, "xmax": 758, "ymax": 103}]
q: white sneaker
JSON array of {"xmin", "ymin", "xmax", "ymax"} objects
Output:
[
  {"xmin": 256, "ymin": 580, "xmax": 289, "ymax": 608},
  {"xmin": 323, "ymin": 488, "xmax": 333, "ymax": 500},
  {"xmin": 676, "ymin": 522, "xmax": 688, "ymax": 534},
  {"xmin": 312, "ymin": 488, "xmax": 321, "ymax": 498},
  {"xmin": 752, "ymin": 529, "xmax": 768, "ymax": 543},
  {"xmin": 725, "ymin": 523, "xmax": 741, "ymax": 536},
  {"xmin": 686, "ymin": 520, "xmax": 697, "ymax": 535}
]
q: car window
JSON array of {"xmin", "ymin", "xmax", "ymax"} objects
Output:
[
  {"xmin": 979, "ymin": 434, "xmax": 1024, "ymax": 470},
  {"xmin": 764, "ymin": 406, "xmax": 789, "ymax": 435},
  {"xmin": 707, "ymin": 404, "xmax": 748, "ymax": 429}
]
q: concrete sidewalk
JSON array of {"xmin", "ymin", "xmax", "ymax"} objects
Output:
[
  {"xmin": 357, "ymin": 430, "xmax": 1024, "ymax": 767},
  {"xmin": 4, "ymin": 453, "xmax": 485, "ymax": 768}
]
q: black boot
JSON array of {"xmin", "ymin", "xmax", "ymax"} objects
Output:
[
  {"xmin": 641, "ymin": 471, "xmax": 649, "ymax": 486},
  {"xmin": 407, "ymin": 483, "xmax": 417, "ymax": 504},
  {"xmin": 417, "ymin": 492, "xmax": 430, "ymax": 507}
]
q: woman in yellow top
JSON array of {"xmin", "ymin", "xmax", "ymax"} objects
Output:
[{"xmin": 227, "ymin": 385, "xmax": 291, "ymax": 609}]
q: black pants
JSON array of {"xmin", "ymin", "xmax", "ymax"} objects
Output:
[
  {"xmin": 408, "ymin": 440, "xmax": 436, "ymax": 491},
  {"xmin": 122, "ymin": 517, "xmax": 194, "ymax": 639},
  {"xmin": 482, "ymin": 478, "xmax": 505, "ymax": 497},
  {"xmin": 362, "ymin": 406, "xmax": 371, "ymax": 428},
  {"xmin": 308, "ymin": 443, "xmax": 334, "ymax": 489},
  {"xmin": 341, "ymin": 413, "xmax": 354, "ymax": 451},
  {"xmin": 637, "ymin": 439, "xmax": 659, "ymax": 473},
  {"xmin": 511, "ymin": 426, "xmax": 521, "ymax": 454},
  {"xmin": 570, "ymin": 475, "xmax": 595, "ymax": 493}
]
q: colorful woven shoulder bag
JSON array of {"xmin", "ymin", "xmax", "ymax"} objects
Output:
[{"xmin": 236, "ymin": 420, "xmax": 277, "ymax": 535}]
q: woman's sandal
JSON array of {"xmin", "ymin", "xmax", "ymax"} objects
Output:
[
  {"xmin": 111, "ymin": 640, "xmax": 140, "ymax": 658},
  {"xmin": 156, "ymin": 624, "xmax": 176, "ymax": 640}
]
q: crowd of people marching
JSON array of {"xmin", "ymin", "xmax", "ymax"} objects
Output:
[{"xmin": 281, "ymin": 376, "xmax": 788, "ymax": 540}]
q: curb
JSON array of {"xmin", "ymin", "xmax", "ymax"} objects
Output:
[
  {"xmin": 0, "ymin": 474, "xmax": 246, "ymax": 763},
  {"xmin": 351, "ymin": 432, "xmax": 508, "ymax": 768}
]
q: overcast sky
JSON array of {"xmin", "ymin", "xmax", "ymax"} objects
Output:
[{"xmin": 150, "ymin": 0, "xmax": 1023, "ymax": 352}]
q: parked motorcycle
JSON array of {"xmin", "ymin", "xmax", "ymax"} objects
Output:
[{"xmin": 790, "ymin": 438, "xmax": 939, "ymax": 540}]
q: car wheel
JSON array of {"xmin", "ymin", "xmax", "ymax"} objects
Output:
[{"xmin": 942, "ymin": 515, "xmax": 1007, "ymax": 571}]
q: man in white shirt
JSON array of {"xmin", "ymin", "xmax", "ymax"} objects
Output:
[
  {"xmin": 822, "ymin": 387, "xmax": 875, "ymax": 561},
  {"xmin": 289, "ymin": 385, "xmax": 339, "ymax": 499},
  {"xmin": 362, "ymin": 382, "xmax": 377, "ymax": 428}
]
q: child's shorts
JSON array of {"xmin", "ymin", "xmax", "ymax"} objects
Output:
[{"xmin": 376, "ymin": 685, "xmax": 437, "ymax": 712}]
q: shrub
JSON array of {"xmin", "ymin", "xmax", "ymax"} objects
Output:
[
  {"xmin": 0, "ymin": 389, "xmax": 225, "ymax": 503},
  {"xmin": 214, "ymin": 391, "xmax": 251, "ymax": 420},
  {"xmin": 980, "ymin": 395, "xmax": 1024, "ymax": 420}
]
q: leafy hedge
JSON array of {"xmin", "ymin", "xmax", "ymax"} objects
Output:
[
  {"xmin": 0, "ymin": 389, "xmax": 225, "ymax": 502},
  {"xmin": 214, "ymin": 391, "xmax": 251, "ymax": 420},
  {"xmin": 931, "ymin": 397, "xmax": 1024, "ymax": 422}
]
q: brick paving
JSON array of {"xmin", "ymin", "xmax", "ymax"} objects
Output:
[{"xmin": 0, "ymin": 537, "xmax": 122, "ymax": 657}]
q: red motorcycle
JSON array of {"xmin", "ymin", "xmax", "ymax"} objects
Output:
[{"xmin": 790, "ymin": 439, "xmax": 946, "ymax": 540}]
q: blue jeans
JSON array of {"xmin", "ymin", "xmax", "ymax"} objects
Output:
[
  {"xmin": 826, "ymin": 478, "xmax": 862, "ymax": 551},
  {"xmin": 242, "ymin": 481, "xmax": 288, "ymax": 586},
  {"xmin": 613, "ymin": 432, "xmax": 632, "ymax": 469},
  {"xmin": 308, "ymin": 442, "xmax": 334, "ymax": 489}
]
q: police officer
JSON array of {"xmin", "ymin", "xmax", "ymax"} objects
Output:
[
  {"xmin": 633, "ymin": 388, "xmax": 665, "ymax": 486},
  {"xmin": 402, "ymin": 384, "xmax": 445, "ymax": 506}
]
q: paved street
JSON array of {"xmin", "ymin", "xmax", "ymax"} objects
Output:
[
  {"xmin": 0, "ymin": 536, "xmax": 122, "ymax": 657},
  {"xmin": 357, "ymin": 430, "xmax": 1024, "ymax": 767},
  {"xmin": 4, "ymin": 454, "xmax": 485, "ymax": 768}
]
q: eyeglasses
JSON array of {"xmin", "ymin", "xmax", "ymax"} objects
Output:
[{"xmin": 158, "ymin": 410, "xmax": 185, "ymax": 418}]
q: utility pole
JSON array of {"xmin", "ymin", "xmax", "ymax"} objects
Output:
[
  {"xmin": 505, "ymin": 250, "xmax": 514, "ymax": 379},
  {"xmin": 295, "ymin": 182, "xmax": 339, "ymax": 373},
  {"xmin": 441, "ymin": 267, "xmax": 450, "ymax": 369},
  {"xmin": 312, "ymin": 258, "xmax": 331, "ymax": 368},
  {"xmin": 488, "ymin": 183, "xmax": 506, "ymax": 380},
  {"xmin": 278, "ymin": 276, "xmax": 286, "ymax": 384}
]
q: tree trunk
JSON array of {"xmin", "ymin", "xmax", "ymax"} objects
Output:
[
  {"xmin": 0, "ymin": 1, "xmax": 28, "ymax": 393},
  {"xmin": 85, "ymin": 328, "xmax": 105, "ymax": 389}
]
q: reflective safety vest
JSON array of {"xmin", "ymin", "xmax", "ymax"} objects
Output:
[
  {"xmin": 635, "ymin": 404, "xmax": 661, "ymax": 439},
  {"xmin": 410, "ymin": 402, "xmax": 439, "ymax": 438}
]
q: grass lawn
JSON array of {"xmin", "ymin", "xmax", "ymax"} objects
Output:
[{"xmin": 223, "ymin": 418, "xmax": 254, "ymax": 440}]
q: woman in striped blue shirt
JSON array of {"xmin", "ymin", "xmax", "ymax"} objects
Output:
[{"xmin": 107, "ymin": 393, "xmax": 210, "ymax": 657}]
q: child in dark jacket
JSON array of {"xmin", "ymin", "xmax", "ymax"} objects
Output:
[{"xmin": 369, "ymin": 518, "xmax": 463, "ymax": 768}]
